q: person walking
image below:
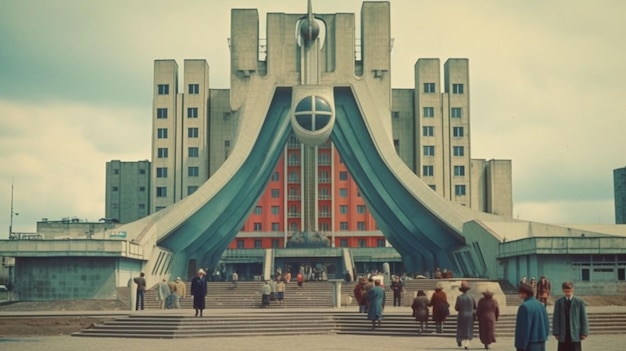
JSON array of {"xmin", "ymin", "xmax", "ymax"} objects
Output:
[
  {"xmin": 296, "ymin": 272, "xmax": 304, "ymax": 289},
  {"xmin": 261, "ymin": 281, "xmax": 272, "ymax": 307},
  {"xmin": 190, "ymin": 269, "xmax": 208, "ymax": 317},
  {"xmin": 476, "ymin": 289, "xmax": 500, "ymax": 350},
  {"xmin": 156, "ymin": 279, "xmax": 170, "ymax": 309},
  {"xmin": 174, "ymin": 277, "xmax": 186, "ymax": 309},
  {"xmin": 366, "ymin": 279, "xmax": 385, "ymax": 329},
  {"xmin": 411, "ymin": 289, "xmax": 430, "ymax": 333},
  {"xmin": 552, "ymin": 281, "xmax": 589, "ymax": 351},
  {"xmin": 429, "ymin": 282, "xmax": 449, "ymax": 334},
  {"xmin": 390, "ymin": 276, "xmax": 403, "ymax": 307},
  {"xmin": 455, "ymin": 281, "xmax": 476, "ymax": 349},
  {"xmin": 133, "ymin": 272, "xmax": 147, "ymax": 311},
  {"xmin": 515, "ymin": 283, "xmax": 549, "ymax": 351},
  {"xmin": 231, "ymin": 271, "xmax": 239, "ymax": 288},
  {"xmin": 354, "ymin": 277, "xmax": 368, "ymax": 313},
  {"xmin": 536, "ymin": 276, "xmax": 551, "ymax": 307},
  {"xmin": 275, "ymin": 277, "xmax": 286, "ymax": 306}
]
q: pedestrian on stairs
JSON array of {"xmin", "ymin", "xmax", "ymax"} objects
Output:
[{"xmin": 191, "ymin": 269, "xmax": 208, "ymax": 317}]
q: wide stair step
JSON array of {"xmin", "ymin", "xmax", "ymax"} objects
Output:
[{"xmin": 73, "ymin": 311, "xmax": 626, "ymax": 338}]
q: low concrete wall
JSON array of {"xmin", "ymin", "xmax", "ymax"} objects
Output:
[{"xmin": 15, "ymin": 257, "xmax": 118, "ymax": 300}]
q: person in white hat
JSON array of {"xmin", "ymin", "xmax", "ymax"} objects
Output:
[{"xmin": 190, "ymin": 269, "xmax": 208, "ymax": 317}]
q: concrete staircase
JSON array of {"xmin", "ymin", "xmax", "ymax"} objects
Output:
[{"xmin": 72, "ymin": 310, "xmax": 626, "ymax": 338}]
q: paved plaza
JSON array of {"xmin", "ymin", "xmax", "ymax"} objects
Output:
[{"xmin": 1, "ymin": 333, "xmax": 624, "ymax": 351}]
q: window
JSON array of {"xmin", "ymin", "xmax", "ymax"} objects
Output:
[
  {"xmin": 188, "ymin": 84, "xmax": 199, "ymax": 94},
  {"xmin": 188, "ymin": 127, "xmax": 199, "ymax": 138},
  {"xmin": 139, "ymin": 186, "xmax": 145, "ymax": 192},
  {"xmin": 358, "ymin": 239, "xmax": 366, "ymax": 248},
  {"xmin": 422, "ymin": 165, "xmax": 434, "ymax": 176},
  {"xmin": 339, "ymin": 171, "xmax": 348, "ymax": 181},
  {"xmin": 157, "ymin": 148, "xmax": 168, "ymax": 158},
  {"xmin": 377, "ymin": 239, "xmax": 386, "ymax": 248},
  {"xmin": 112, "ymin": 186, "xmax": 118, "ymax": 192},
  {"xmin": 452, "ymin": 83, "xmax": 464, "ymax": 94},
  {"xmin": 290, "ymin": 222, "xmax": 298, "ymax": 231},
  {"xmin": 271, "ymin": 189, "xmax": 280, "ymax": 198},
  {"xmin": 424, "ymin": 82, "xmax": 435, "ymax": 93},
  {"xmin": 428, "ymin": 184, "xmax": 436, "ymax": 191},
  {"xmin": 453, "ymin": 127, "xmax": 464, "ymax": 137},
  {"xmin": 157, "ymin": 84, "xmax": 169, "ymax": 95},
  {"xmin": 237, "ymin": 240, "xmax": 245, "ymax": 249},
  {"xmin": 254, "ymin": 224, "xmax": 262, "ymax": 232},
  {"xmin": 357, "ymin": 222, "xmax": 366, "ymax": 230},
  {"xmin": 423, "ymin": 107, "xmax": 434, "ymax": 118},
  {"xmin": 113, "ymin": 169, "xmax": 119, "ymax": 175},
  {"xmin": 157, "ymin": 128, "xmax": 168, "ymax": 139},
  {"xmin": 188, "ymin": 147, "xmax": 199, "ymax": 157},
  {"xmin": 289, "ymin": 171, "xmax": 299, "ymax": 183},
  {"xmin": 156, "ymin": 167, "xmax": 168, "ymax": 178},
  {"xmin": 188, "ymin": 167, "xmax": 199, "ymax": 177},
  {"xmin": 254, "ymin": 239, "xmax": 262, "ymax": 247},
  {"xmin": 340, "ymin": 205, "xmax": 348, "ymax": 214},
  {"xmin": 155, "ymin": 206, "xmax": 165, "ymax": 211},
  {"xmin": 156, "ymin": 187, "xmax": 167, "ymax": 197},
  {"xmin": 254, "ymin": 206, "xmax": 262, "ymax": 215},
  {"xmin": 188, "ymin": 186, "xmax": 198, "ymax": 195},
  {"xmin": 422, "ymin": 126, "xmax": 434, "ymax": 137},
  {"xmin": 271, "ymin": 172, "xmax": 279, "ymax": 181},
  {"xmin": 423, "ymin": 145, "xmax": 435, "ymax": 156},
  {"xmin": 339, "ymin": 239, "xmax": 348, "ymax": 247},
  {"xmin": 272, "ymin": 223, "xmax": 280, "ymax": 231},
  {"xmin": 340, "ymin": 222, "xmax": 348, "ymax": 231},
  {"xmin": 392, "ymin": 111, "xmax": 400, "ymax": 119},
  {"xmin": 339, "ymin": 188, "xmax": 348, "ymax": 197},
  {"xmin": 357, "ymin": 205, "xmax": 366, "ymax": 214},
  {"xmin": 454, "ymin": 165, "xmax": 465, "ymax": 176},
  {"xmin": 225, "ymin": 140, "xmax": 230, "ymax": 147},
  {"xmin": 451, "ymin": 107, "xmax": 462, "ymax": 118},
  {"xmin": 187, "ymin": 107, "xmax": 198, "ymax": 118},
  {"xmin": 453, "ymin": 146, "xmax": 465, "ymax": 157},
  {"xmin": 156, "ymin": 108, "xmax": 168, "ymax": 119},
  {"xmin": 271, "ymin": 239, "xmax": 280, "ymax": 248},
  {"xmin": 138, "ymin": 203, "xmax": 145, "ymax": 210},
  {"xmin": 139, "ymin": 169, "xmax": 146, "ymax": 175},
  {"xmin": 271, "ymin": 206, "xmax": 280, "ymax": 215},
  {"xmin": 455, "ymin": 184, "xmax": 466, "ymax": 196}
]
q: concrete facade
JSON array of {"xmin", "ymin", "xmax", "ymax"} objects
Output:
[{"xmin": 105, "ymin": 160, "xmax": 151, "ymax": 224}]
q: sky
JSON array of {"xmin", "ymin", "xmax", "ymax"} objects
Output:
[{"xmin": 0, "ymin": 0, "xmax": 625, "ymax": 238}]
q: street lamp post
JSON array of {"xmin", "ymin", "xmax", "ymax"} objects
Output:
[{"xmin": 9, "ymin": 180, "xmax": 18, "ymax": 239}]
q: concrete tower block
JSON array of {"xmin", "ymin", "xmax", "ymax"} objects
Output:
[{"xmin": 230, "ymin": 9, "xmax": 259, "ymax": 111}]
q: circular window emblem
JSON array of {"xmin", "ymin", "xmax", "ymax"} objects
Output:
[{"xmin": 294, "ymin": 96, "xmax": 332, "ymax": 132}]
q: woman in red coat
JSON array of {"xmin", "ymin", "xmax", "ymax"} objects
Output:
[
  {"xmin": 429, "ymin": 282, "xmax": 449, "ymax": 333},
  {"xmin": 476, "ymin": 289, "xmax": 499, "ymax": 350}
]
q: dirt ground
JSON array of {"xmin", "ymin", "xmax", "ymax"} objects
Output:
[{"xmin": 2, "ymin": 296, "xmax": 626, "ymax": 337}]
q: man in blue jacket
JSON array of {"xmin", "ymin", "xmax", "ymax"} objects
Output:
[
  {"xmin": 552, "ymin": 281, "xmax": 589, "ymax": 351},
  {"xmin": 515, "ymin": 283, "xmax": 550, "ymax": 351}
]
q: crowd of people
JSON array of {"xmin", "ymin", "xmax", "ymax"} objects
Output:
[{"xmin": 134, "ymin": 269, "xmax": 590, "ymax": 351}]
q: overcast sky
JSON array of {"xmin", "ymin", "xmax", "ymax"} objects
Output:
[{"xmin": 1, "ymin": 0, "xmax": 625, "ymax": 238}]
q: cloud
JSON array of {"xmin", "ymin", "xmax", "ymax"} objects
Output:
[{"xmin": 0, "ymin": 99, "xmax": 149, "ymax": 237}]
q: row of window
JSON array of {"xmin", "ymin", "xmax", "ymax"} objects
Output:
[
  {"xmin": 422, "ymin": 165, "xmax": 466, "ymax": 177},
  {"xmin": 421, "ymin": 125, "xmax": 465, "ymax": 137},
  {"xmin": 111, "ymin": 186, "xmax": 147, "ymax": 192},
  {"xmin": 155, "ymin": 185, "xmax": 199, "ymax": 198},
  {"xmin": 156, "ymin": 166, "xmax": 201, "ymax": 178},
  {"xmin": 423, "ymin": 107, "xmax": 464, "ymax": 118},
  {"xmin": 156, "ymin": 128, "xmax": 201, "ymax": 139},
  {"xmin": 157, "ymin": 84, "xmax": 201, "ymax": 96},
  {"xmin": 423, "ymin": 145, "xmax": 465, "ymax": 157},
  {"xmin": 109, "ymin": 203, "xmax": 147, "ymax": 210},
  {"xmin": 244, "ymin": 222, "xmax": 376, "ymax": 234},
  {"xmin": 422, "ymin": 82, "xmax": 465, "ymax": 94},
  {"xmin": 111, "ymin": 169, "xmax": 147, "ymax": 175},
  {"xmin": 156, "ymin": 107, "xmax": 201, "ymax": 119},
  {"xmin": 251, "ymin": 204, "xmax": 367, "ymax": 216}
]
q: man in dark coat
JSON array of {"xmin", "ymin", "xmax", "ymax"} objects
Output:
[
  {"xmin": 190, "ymin": 269, "xmax": 208, "ymax": 317},
  {"xmin": 133, "ymin": 272, "xmax": 146, "ymax": 310},
  {"xmin": 515, "ymin": 283, "xmax": 549, "ymax": 351},
  {"xmin": 552, "ymin": 281, "xmax": 589, "ymax": 351},
  {"xmin": 390, "ymin": 276, "xmax": 403, "ymax": 306},
  {"xmin": 536, "ymin": 276, "xmax": 551, "ymax": 306}
]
